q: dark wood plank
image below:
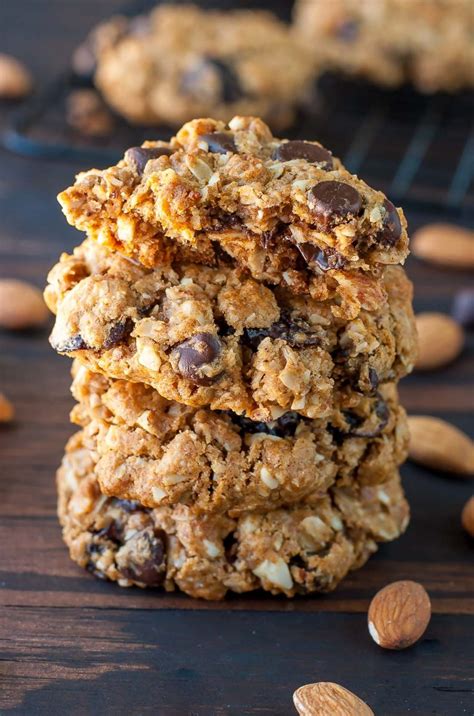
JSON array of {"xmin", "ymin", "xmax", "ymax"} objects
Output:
[
  {"xmin": 0, "ymin": 2, "xmax": 473, "ymax": 714},
  {"xmin": 1, "ymin": 608, "xmax": 473, "ymax": 715}
]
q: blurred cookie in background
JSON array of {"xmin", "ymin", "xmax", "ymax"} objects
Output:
[
  {"xmin": 293, "ymin": 0, "xmax": 474, "ymax": 93},
  {"xmin": 73, "ymin": 3, "xmax": 317, "ymax": 130}
]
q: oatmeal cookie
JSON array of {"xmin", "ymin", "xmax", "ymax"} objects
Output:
[
  {"xmin": 294, "ymin": 0, "xmax": 474, "ymax": 93},
  {"xmin": 45, "ymin": 240, "xmax": 416, "ymax": 421},
  {"xmin": 84, "ymin": 5, "xmax": 315, "ymax": 129},
  {"xmin": 57, "ymin": 116, "xmax": 409, "ymax": 280},
  {"xmin": 70, "ymin": 364, "xmax": 408, "ymax": 515},
  {"xmin": 57, "ymin": 430, "xmax": 409, "ymax": 599}
]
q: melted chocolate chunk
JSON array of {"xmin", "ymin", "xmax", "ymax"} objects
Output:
[
  {"xmin": 274, "ymin": 140, "xmax": 334, "ymax": 169},
  {"xmin": 295, "ymin": 243, "xmax": 346, "ymax": 272},
  {"xmin": 52, "ymin": 333, "xmax": 89, "ymax": 353},
  {"xmin": 243, "ymin": 310, "xmax": 320, "ymax": 350},
  {"xmin": 201, "ymin": 131, "xmax": 237, "ymax": 154},
  {"xmin": 378, "ymin": 199, "xmax": 402, "ymax": 246},
  {"xmin": 125, "ymin": 146, "xmax": 174, "ymax": 174},
  {"xmin": 231, "ymin": 411, "xmax": 303, "ymax": 438},
  {"xmin": 103, "ymin": 319, "xmax": 133, "ymax": 350},
  {"xmin": 309, "ymin": 181, "xmax": 362, "ymax": 229},
  {"xmin": 174, "ymin": 332, "xmax": 222, "ymax": 386},
  {"xmin": 119, "ymin": 529, "xmax": 167, "ymax": 587}
]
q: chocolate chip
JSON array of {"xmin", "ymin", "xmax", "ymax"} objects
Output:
[
  {"xmin": 368, "ymin": 367, "xmax": 379, "ymax": 391},
  {"xmin": 295, "ymin": 243, "xmax": 346, "ymax": 272},
  {"xmin": 111, "ymin": 498, "xmax": 142, "ymax": 512},
  {"xmin": 309, "ymin": 181, "xmax": 362, "ymax": 228},
  {"xmin": 201, "ymin": 132, "xmax": 237, "ymax": 154},
  {"xmin": 87, "ymin": 541, "xmax": 105, "ymax": 556},
  {"xmin": 119, "ymin": 529, "xmax": 166, "ymax": 587},
  {"xmin": 125, "ymin": 146, "xmax": 173, "ymax": 174},
  {"xmin": 378, "ymin": 199, "xmax": 402, "ymax": 246},
  {"xmin": 182, "ymin": 57, "xmax": 244, "ymax": 104},
  {"xmin": 347, "ymin": 396, "xmax": 390, "ymax": 438},
  {"xmin": 96, "ymin": 521, "xmax": 121, "ymax": 544},
  {"xmin": 175, "ymin": 332, "xmax": 221, "ymax": 385},
  {"xmin": 336, "ymin": 19, "xmax": 359, "ymax": 42},
  {"xmin": 274, "ymin": 141, "xmax": 333, "ymax": 169},
  {"xmin": 52, "ymin": 333, "xmax": 89, "ymax": 353},
  {"xmin": 215, "ymin": 317, "xmax": 235, "ymax": 337},
  {"xmin": 452, "ymin": 288, "xmax": 474, "ymax": 329},
  {"xmin": 223, "ymin": 533, "xmax": 237, "ymax": 563},
  {"xmin": 375, "ymin": 396, "xmax": 390, "ymax": 428},
  {"xmin": 243, "ymin": 310, "xmax": 320, "ymax": 350},
  {"xmin": 102, "ymin": 319, "xmax": 133, "ymax": 350},
  {"xmin": 210, "ymin": 58, "xmax": 243, "ymax": 102},
  {"xmin": 231, "ymin": 411, "xmax": 303, "ymax": 438},
  {"xmin": 343, "ymin": 411, "xmax": 364, "ymax": 431}
]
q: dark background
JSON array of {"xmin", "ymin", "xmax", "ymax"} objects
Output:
[{"xmin": 0, "ymin": 2, "xmax": 473, "ymax": 714}]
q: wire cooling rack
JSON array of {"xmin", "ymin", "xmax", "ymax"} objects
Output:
[{"xmin": 2, "ymin": 0, "xmax": 473, "ymax": 220}]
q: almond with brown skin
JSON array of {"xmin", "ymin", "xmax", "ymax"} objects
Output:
[
  {"xmin": 408, "ymin": 416, "xmax": 474, "ymax": 475},
  {"xmin": 412, "ymin": 223, "xmax": 474, "ymax": 269},
  {"xmin": 461, "ymin": 496, "xmax": 474, "ymax": 537},
  {"xmin": 293, "ymin": 682, "xmax": 373, "ymax": 716},
  {"xmin": 0, "ymin": 279, "xmax": 48, "ymax": 330},
  {"xmin": 368, "ymin": 580, "xmax": 431, "ymax": 650},
  {"xmin": 415, "ymin": 312, "xmax": 464, "ymax": 370},
  {"xmin": 0, "ymin": 392, "xmax": 14, "ymax": 423},
  {"xmin": 0, "ymin": 53, "xmax": 32, "ymax": 99}
]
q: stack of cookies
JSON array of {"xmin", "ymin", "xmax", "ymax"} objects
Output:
[{"xmin": 45, "ymin": 116, "xmax": 417, "ymax": 600}]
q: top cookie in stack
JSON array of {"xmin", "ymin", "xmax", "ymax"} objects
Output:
[
  {"xmin": 58, "ymin": 116, "xmax": 408, "ymax": 284},
  {"xmin": 50, "ymin": 117, "xmax": 415, "ymax": 422}
]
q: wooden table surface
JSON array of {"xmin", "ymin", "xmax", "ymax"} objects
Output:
[{"xmin": 0, "ymin": 2, "xmax": 473, "ymax": 714}]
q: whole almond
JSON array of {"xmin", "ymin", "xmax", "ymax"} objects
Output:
[
  {"xmin": 415, "ymin": 312, "xmax": 464, "ymax": 370},
  {"xmin": 0, "ymin": 53, "xmax": 32, "ymax": 99},
  {"xmin": 461, "ymin": 496, "xmax": 474, "ymax": 537},
  {"xmin": 293, "ymin": 682, "xmax": 373, "ymax": 716},
  {"xmin": 408, "ymin": 416, "xmax": 474, "ymax": 475},
  {"xmin": 0, "ymin": 392, "xmax": 14, "ymax": 423},
  {"xmin": 368, "ymin": 580, "xmax": 431, "ymax": 650},
  {"xmin": 412, "ymin": 223, "xmax": 474, "ymax": 269},
  {"xmin": 0, "ymin": 279, "xmax": 48, "ymax": 330}
]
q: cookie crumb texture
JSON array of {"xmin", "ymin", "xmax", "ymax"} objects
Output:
[
  {"xmin": 294, "ymin": 0, "xmax": 474, "ymax": 93},
  {"xmin": 70, "ymin": 364, "xmax": 409, "ymax": 515},
  {"xmin": 57, "ymin": 116, "xmax": 409, "ymax": 284},
  {"xmin": 58, "ymin": 431, "xmax": 409, "ymax": 600},
  {"xmin": 86, "ymin": 5, "xmax": 315, "ymax": 129},
  {"xmin": 45, "ymin": 240, "xmax": 416, "ymax": 421}
]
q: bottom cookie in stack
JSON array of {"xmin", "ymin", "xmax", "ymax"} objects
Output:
[
  {"xmin": 58, "ymin": 431, "xmax": 408, "ymax": 600},
  {"xmin": 56, "ymin": 366, "xmax": 410, "ymax": 600}
]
